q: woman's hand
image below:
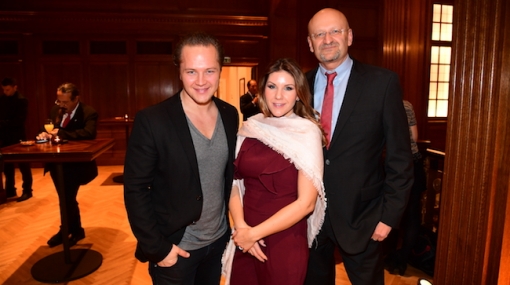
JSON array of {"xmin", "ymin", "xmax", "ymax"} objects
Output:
[
  {"xmin": 232, "ymin": 226, "xmax": 256, "ymax": 251},
  {"xmin": 232, "ymin": 228, "xmax": 268, "ymax": 262},
  {"xmin": 247, "ymin": 239, "xmax": 267, "ymax": 262}
]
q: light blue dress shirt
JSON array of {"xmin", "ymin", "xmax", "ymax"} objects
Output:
[{"xmin": 313, "ymin": 56, "xmax": 353, "ymax": 137}]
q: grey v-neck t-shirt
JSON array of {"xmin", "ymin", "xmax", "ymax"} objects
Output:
[{"xmin": 178, "ymin": 114, "xmax": 229, "ymax": 250}]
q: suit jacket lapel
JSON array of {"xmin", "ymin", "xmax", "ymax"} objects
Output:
[
  {"xmin": 329, "ymin": 60, "xmax": 364, "ymax": 148},
  {"xmin": 166, "ymin": 94, "xmax": 201, "ymax": 180},
  {"xmin": 66, "ymin": 104, "xmax": 84, "ymax": 128}
]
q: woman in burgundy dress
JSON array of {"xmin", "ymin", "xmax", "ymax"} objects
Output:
[{"xmin": 222, "ymin": 58, "xmax": 327, "ymax": 285}]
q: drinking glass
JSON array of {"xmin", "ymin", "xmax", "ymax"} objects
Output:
[{"xmin": 44, "ymin": 119, "xmax": 54, "ymax": 133}]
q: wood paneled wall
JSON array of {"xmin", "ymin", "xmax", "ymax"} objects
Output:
[
  {"xmin": 382, "ymin": 0, "xmax": 429, "ymax": 141},
  {"xmin": 435, "ymin": 0, "xmax": 510, "ymax": 284}
]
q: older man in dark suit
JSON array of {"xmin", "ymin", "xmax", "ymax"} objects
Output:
[
  {"xmin": 303, "ymin": 8, "xmax": 414, "ymax": 285},
  {"xmin": 37, "ymin": 82, "xmax": 98, "ymax": 248},
  {"xmin": 239, "ymin": 79, "xmax": 261, "ymax": 121},
  {"xmin": 124, "ymin": 32, "xmax": 239, "ymax": 285}
]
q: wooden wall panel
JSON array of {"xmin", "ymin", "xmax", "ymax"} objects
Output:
[
  {"xmin": 0, "ymin": 0, "xmax": 269, "ymax": 15},
  {"xmin": 134, "ymin": 62, "xmax": 178, "ymax": 112},
  {"xmin": 434, "ymin": 0, "xmax": 510, "ymax": 283},
  {"xmin": 88, "ymin": 62, "xmax": 129, "ymax": 119},
  {"xmin": 222, "ymin": 39, "xmax": 264, "ymax": 65},
  {"xmin": 0, "ymin": 63, "xmax": 23, "ymax": 85},
  {"xmin": 382, "ymin": 0, "xmax": 430, "ymax": 143},
  {"xmin": 426, "ymin": 120, "xmax": 447, "ymax": 151}
]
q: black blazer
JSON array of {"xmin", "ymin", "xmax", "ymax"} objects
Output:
[
  {"xmin": 124, "ymin": 93, "xmax": 239, "ymax": 263},
  {"xmin": 307, "ymin": 59, "xmax": 414, "ymax": 255},
  {"xmin": 239, "ymin": 92, "xmax": 260, "ymax": 121},
  {"xmin": 45, "ymin": 102, "xmax": 99, "ymax": 185}
]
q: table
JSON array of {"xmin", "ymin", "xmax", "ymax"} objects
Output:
[
  {"xmin": 0, "ymin": 138, "xmax": 115, "ymax": 282},
  {"xmin": 98, "ymin": 117, "xmax": 134, "ymax": 183}
]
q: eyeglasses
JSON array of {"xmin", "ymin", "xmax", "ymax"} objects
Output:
[
  {"xmin": 55, "ymin": 99, "xmax": 72, "ymax": 106},
  {"xmin": 310, "ymin": 29, "xmax": 348, "ymax": 40}
]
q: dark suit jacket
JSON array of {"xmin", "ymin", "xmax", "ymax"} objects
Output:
[
  {"xmin": 0, "ymin": 91, "xmax": 28, "ymax": 146},
  {"xmin": 307, "ymin": 59, "xmax": 413, "ymax": 255},
  {"xmin": 240, "ymin": 92, "xmax": 260, "ymax": 121},
  {"xmin": 124, "ymin": 93, "xmax": 239, "ymax": 263},
  {"xmin": 45, "ymin": 103, "xmax": 99, "ymax": 185}
]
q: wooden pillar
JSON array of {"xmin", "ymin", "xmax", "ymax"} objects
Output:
[
  {"xmin": 435, "ymin": 0, "xmax": 510, "ymax": 284},
  {"xmin": 382, "ymin": 0, "xmax": 429, "ymax": 139}
]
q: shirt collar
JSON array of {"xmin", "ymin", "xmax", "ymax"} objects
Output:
[{"xmin": 318, "ymin": 55, "xmax": 353, "ymax": 78}]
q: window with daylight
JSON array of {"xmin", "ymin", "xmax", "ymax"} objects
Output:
[{"xmin": 428, "ymin": 4, "xmax": 453, "ymax": 117}]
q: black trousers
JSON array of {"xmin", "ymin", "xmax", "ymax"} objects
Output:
[
  {"xmin": 304, "ymin": 214, "xmax": 384, "ymax": 285},
  {"xmin": 149, "ymin": 230, "xmax": 229, "ymax": 285},
  {"xmin": 49, "ymin": 170, "xmax": 82, "ymax": 233},
  {"xmin": 3, "ymin": 162, "xmax": 33, "ymax": 195}
]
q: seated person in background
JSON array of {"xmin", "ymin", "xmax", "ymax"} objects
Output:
[
  {"xmin": 240, "ymin": 79, "xmax": 261, "ymax": 121},
  {"xmin": 36, "ymin": 82, "xmax": 98, "ymax": 248},
  {"xmin": 0, "ymin": 77, "xmax": 33, "ymax": 202}
]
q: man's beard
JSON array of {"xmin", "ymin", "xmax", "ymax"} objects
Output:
[
  {"xmin": 319, "ymin": 50, "xmax": 340, "ymax": 63},
  {"xmin": 318, "ymin": 42, "xmax": 341, "ymax": 63}
]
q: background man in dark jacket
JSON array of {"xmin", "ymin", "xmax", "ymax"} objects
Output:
[
  {"xmin": 0, "ymin": 77, "xmax": 33, "ymax": 202},
  {"xmin": 239, "ymin": 79, "xmax": 261, "ymax": 121}
]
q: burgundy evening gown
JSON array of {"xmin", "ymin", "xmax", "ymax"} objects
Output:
[{"xmin": 230, "ymin": 138, "xmax": 308, "ymax": 285}]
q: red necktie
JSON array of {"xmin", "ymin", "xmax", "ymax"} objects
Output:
[
  {"xmin": 62, "ymin": 113, "xmax": 71, "ymax": 128},
  {"xmin": 321, "ymin": 72, "xmax": 337, "ymax": 148}
]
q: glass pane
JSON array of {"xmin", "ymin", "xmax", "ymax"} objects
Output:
[
  {"xmin": 431, "ymin": 46, "xmax": 439, "ymax": 63},
  {"xmin": 433, "ymin": 4, "xmax": 442, "ymax": 22},
  {"xmin": 432, "ymin": 23, "xmax": 441, "ymax": 41},
  {"xmin": 439, "ymin": 47, "xmax": 451, "ymax": 64},
  {"xmin": 90, "ymin": 41, "xmax": 126, "ymax": 54},
  {"xmin": 0, "ymin": 41, "xmax": 18, "ymax": 55},
  {"xmin": 437, "ymin": 100, "xmax": 448, "ymax": 117},
  {"xmin": 440, "ymin": 23, "xmax": 453, "ymax": 41},
  {"xmin": 430, "ymin": 64, "xmax": 439, "ymax": 81},
  {"xmin": 438, "ymin": 65, "xmax": 450, "ymax": 82},
  {"xmin": 428, "ymin": 100, "xmax": 437, "ymax": 117},
  {"xmin": 429, "ymin": 83, "xmax": 437, "ymax": 99},
  {"xmin": 437, "ymin": 83, "xmax": 449, "ymax": 99},
  {"xmin": 137, "ymin": 41, "xmax": 172, "ymax": 55},
  {"xmin": 442, "ymin": 5, "xmax": 454, "ymax": 23},
  {"xmin": 43, "ymin": 41, "xmax": 80, "ymax": 55}
]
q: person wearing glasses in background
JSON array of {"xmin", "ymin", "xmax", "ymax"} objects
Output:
[
  {"xmin": 36, "ymin": 83, "xmax": 98, "ymax": 248},
  {"xmin": 303, "ymin": 8, "xmax": 414, "ymax": 285},
  {"xmin": 0, "ymin": 77, "xmax": 34, "ymax": 202},
  {"xmin": 240, "ymin": 79, "xmax": 261, "ymax": 121}
]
